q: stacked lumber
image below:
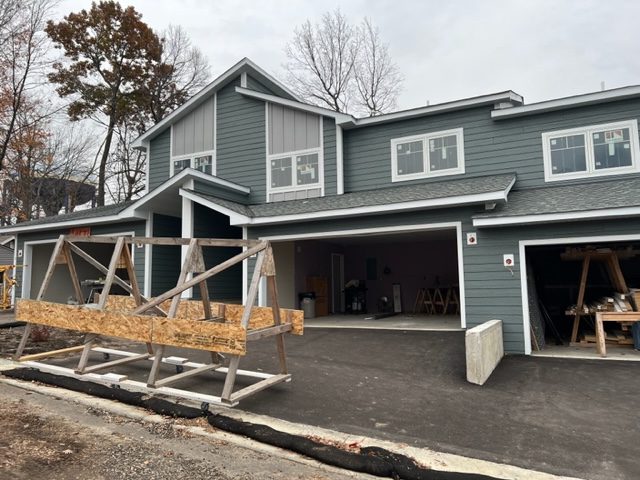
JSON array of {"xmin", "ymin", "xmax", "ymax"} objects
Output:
[
  {"xmin": 569, "ymin": 290, "xmax": 637, "ymax": 347},
  {"xmin": 579, "ymin": 329, "xmax": 635, "ymax": 346}
]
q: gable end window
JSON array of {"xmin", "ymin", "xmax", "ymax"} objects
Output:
[
  {"xmin": 391, "ymin": 128, "xmax": 465, "ymax": 182},
  {"xmin": 171, "ymin": 152, "xmax": 214, "ymax": 176},
  {"xmin": 542, "ymin": 120, "xmax": 640, "ymax": 181}
]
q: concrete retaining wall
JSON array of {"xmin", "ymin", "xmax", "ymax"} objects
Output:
[{"xmin": 466, "ymin": 319, "xmax": 503, "ymax": 386}]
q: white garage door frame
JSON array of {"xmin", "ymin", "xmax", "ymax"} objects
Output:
[
  {"xmin": 254, "ymin": 221, "xmax": 466, "ymax": 328},
  {"xmin": 21, "ymin": 231, "xmax": 136, "ymax": 302},
  {"xmin": 519, "ymin": 232, "xmax": 640, "ymax": 355}
]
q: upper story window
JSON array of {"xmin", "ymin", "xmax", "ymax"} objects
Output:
[
  {"xmin": 269, "ymin": 150, "xmax": 319, "ymax": 190},
  {"xmin": 391, "ymin": 128, "xmax": 465, "ymax": 182},
  {"xmin": 542, "ymin": 120, "xmax": 640, "ymax": 182},
  {"xmin": 171, "ymin": 96, "xmax": 215, "ymax": 177},
  {"xmin": 267, "ymin": 104, "xmax": 323, "ymax": 201}
]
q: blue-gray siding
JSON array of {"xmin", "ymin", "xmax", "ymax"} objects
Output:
[
  {"xmin": 343, "ymin": 99, "xmax": 640, "ymax": 193},
  {"xmin": 323, "ymin": 117, "xmax": 337, "ymax": 195},
  {"xmin": 148, "ymin": 128, "xmax": 171, "ymax": 191},
  {"xmin": 246, "ymin": 75, "xmax": 276, "ymax": 95},
  {"xmin": 192, "ymin": 180, "xmax": 249, "ymax": 203},
  {"xmin": 151, "ymin": 214, "xmax": 181, "ymax": 296},
  {"xmin": 216, "ymin": 76, "xmax": 267, "ymax": 203},
  {"xmin": 193, "ymin": 204, "xmax": 242, "ymax": 300}
]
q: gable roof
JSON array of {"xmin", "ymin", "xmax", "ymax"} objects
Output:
[
  {"xmin": 132, "ymin": 57, "xmax": 298, "ymax": 148},
  {"xmin": 472, "ymin": 176, "xmax": 640, "ymax": 227},
  {"xmin": 183, "ymin": 173, "xmax": 516, "ymax": 226}
]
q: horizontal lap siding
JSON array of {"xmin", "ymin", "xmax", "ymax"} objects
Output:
[
  {"xmin": 217, "ymin": 77, "xmax": 267, "ymax": 203},
  {"xmin": 193, "ymin": 204, "xmax": 242, "ymax": 300},
  {"xmin": 246, "ymin": 75, "xmax": 276, "ymax": 95},
  {"xmin": 151, "ymin": 214, "xmax": 181, "ymax": 296},
  {"xmin": 343, "ymin": 99, "xmax": 640, "ymax": 194},
  {"xmin": 323, "ymin": 118, "xmax": 337, "ymax": 195},
  {"xmin": 148, "ymin": 128, "xmax": 171, "ymax": 191},
  {"xmin": 464, "ymin": 218, "xmax": 640, "ymax": 353}
]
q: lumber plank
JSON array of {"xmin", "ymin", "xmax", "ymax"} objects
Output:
[{"xmin": 18, "ymin": 344, "xmax": 88, "ymax": 361}]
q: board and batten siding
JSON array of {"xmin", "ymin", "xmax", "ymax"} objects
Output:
[
  {"xmin": 150, "ymin": 214, "xmax": 181, "ymax": 296},
  {"xmin": 323, "ymin": 117, "xmax": 337, "ymax": 196},
  {"xmin": 268, "ymin": 104, "xmax": 320, "ymax": 155},
  {"xmin": 216, "ymin": 77, "xmax": 267, "ymax": 203},
  {"xmin": 148, "ymin": 128, "xmax": 171, "ymax": 191},
  {"xmin": 171, "ymin": 96, "xmax": 215, "ymax": 157},
  {"xmin": 342, "ymin": 98, "xmax": 640, "ymax": 194}
]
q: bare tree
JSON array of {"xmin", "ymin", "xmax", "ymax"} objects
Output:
[
  {"xmin": 0, "ymin": 97, "xmax": 97, "ymax": 224},
  {"xmin": 107, "ymin": 24, "xmax": 211, "ymax": 204},
  {"xmin": 145, "ymin": 24, "xmax": 211, "ymax": 124},
  {"xmin": 283, "ymin": 9, "xmax": 403, "ymax": 117},
  {"xmin": 284, "ymin": 9, "xmax": 357, "ymax": 114},
  {"xmin": 0, "ymin": 0, "xmax": 57, "ymax": 171},
  {"xmin": 353, "ymin": 18, "xmax": 403, "ymax": 116}
]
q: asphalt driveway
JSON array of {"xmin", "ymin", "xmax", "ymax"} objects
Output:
[
  {"xmin": 4, "ymin": 324, "xmax": 639, "ymax": 479},
  {"xmin": 228, "ymin": 329, "xmax": 639, "ymax": 480}
]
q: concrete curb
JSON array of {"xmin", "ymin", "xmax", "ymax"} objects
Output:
[{"xmin": 0, "ymin": 363, "xmax": 580, "ymax": 480}]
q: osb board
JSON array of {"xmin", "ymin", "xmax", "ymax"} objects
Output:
[
  {"xmin": 16, "ymin": 299, "xmax": 247, "ymax": 355},
  {"xmin": 102, "ymin": 296, "xmax": 304, "ymax": 334},
  {"xmin": 152, "ymin": 317, "xmax": 245, "ymax": 354},
  {"xmin": 16, "ymin": 299, "xmax": 151, "ymax": 343}
]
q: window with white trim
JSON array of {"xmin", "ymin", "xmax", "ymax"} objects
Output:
[
  {"xmin": 170, "ymin": 152, "xmax": 215, "ymax": 176},
  {"xmin": 542, "ymin": 120, "xmax": 640, "ymax": 181},
  {"xmin": 391, "ymin": 128, "xmax": 464, "ymax": 182},
  {"xmin": 268, "ymin": 148, "xmax": 321, "ymax": 191}
]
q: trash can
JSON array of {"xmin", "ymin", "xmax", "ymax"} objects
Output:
[{"xmin": 298, "ymin": 292, "xmax": 316, "ymax": 319}]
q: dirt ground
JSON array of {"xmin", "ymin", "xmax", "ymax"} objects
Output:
[{"xmin": 0, "ymin": 325, "xmax": 367, "ymax": 480}]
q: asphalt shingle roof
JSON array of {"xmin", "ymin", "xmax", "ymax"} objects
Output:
[
  {"xmin": 473, "ymin": 176, "xmax": 640, "ymax": 219},
  {"xmin": 190, "ymin": 173, "xmax": 516, "ymax": 219},
  {"xmin": 0, "ymin": 201, "xmax": 135, "ymax": 229}
]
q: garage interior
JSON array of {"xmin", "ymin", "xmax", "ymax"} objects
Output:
[
  {"xmin": 28, "ymin": 241, "xmax": 133, "ymax": 304},
  {"xmin": 526, "ymin": 241, "xmax": 640, "ymax": 354},
  {"xmin": 271, "ymin": 228, "xmax": 461, "ymax": 323}
]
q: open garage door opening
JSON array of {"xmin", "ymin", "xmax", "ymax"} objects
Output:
[
  {"xmin": 525, "ymin": 241, "xmax": 640, "ymax": 356},
  {"xmin": 270, "ymin": 227, "xmax": 462, "ymax": 325},
  {"xmin": 26, "ymin": 240, "xmax": 133, "ymax": 304}
]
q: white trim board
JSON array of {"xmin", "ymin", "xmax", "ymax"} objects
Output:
[
  {"xmin": 492, "ymin": 85, "xmax": 640, "ymax": 119},
  {"xmin": 473, "ymin": 205, "xmax": 640, "ymax": 227},
  {"xmin": 261, "ymin": 221, "xmax": 467, "ymax": 329},
  {"xmin": 518, "ymin": 232, "xmax": 640, "ymax": 355},
  {"xmin": 181, "ymin": 187, "xmax": 511, "ymax": 229}
]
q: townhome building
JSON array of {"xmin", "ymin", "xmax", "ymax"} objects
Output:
[{"xmin": 5, "ymin": 58, "xmax": 640, "ymax": 354}]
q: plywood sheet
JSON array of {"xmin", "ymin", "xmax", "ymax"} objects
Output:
[
  {"xmin": 102, "ymin": 295, "xmax": 304, "ymax": 334},
  {"xmin": 16, "ymin": 299, "xmax": 248, "ymax": 355},
  {"xmin": 16, "ymin": 299, "xmax": 152, "ymax": 343},
  {"xmin": 151, "ymin": 317, "xmax": 245, "ymax": 354}
]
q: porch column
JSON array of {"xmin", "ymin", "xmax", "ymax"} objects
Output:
[{"xmin": 181, "ymin": 196, "xmax": 194, "ymax": 298}]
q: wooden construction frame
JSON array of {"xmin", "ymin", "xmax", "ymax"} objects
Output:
[{"xmin": 13, "ymin": 235, "xmax": 303, "ymax": 406}]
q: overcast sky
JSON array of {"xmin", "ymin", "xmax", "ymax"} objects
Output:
[{"xmin": 55, "ymin": 0, "xmax": 640, "ymax": 112}]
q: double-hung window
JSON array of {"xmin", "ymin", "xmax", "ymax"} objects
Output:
[
  {"xmin": 391, "ymin": 128, "xmax": 465, "ymax": 182},
  {"xmin": 542, "ymin": 120, "xmax": 640, "ymax": 181}
]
